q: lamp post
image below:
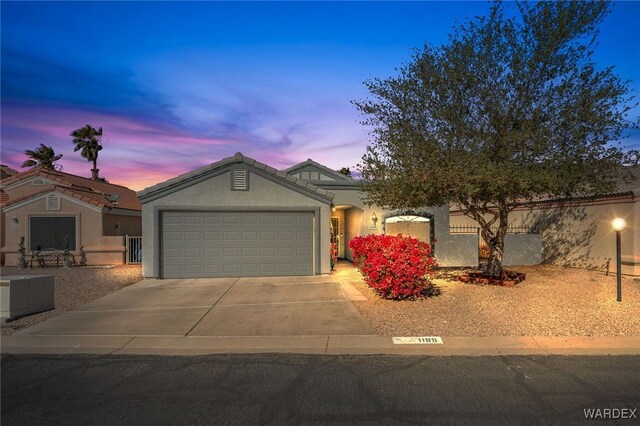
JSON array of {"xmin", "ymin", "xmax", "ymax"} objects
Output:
[{"xmin": 611, "ymin": 218, "xmax": 626, "ymax": 302}]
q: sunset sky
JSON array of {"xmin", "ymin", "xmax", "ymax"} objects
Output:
[{"xmin": 2, "ymin": 1, "xmax": 639, "ymax": 191}]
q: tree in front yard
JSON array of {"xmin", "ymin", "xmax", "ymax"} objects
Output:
[
  {"xmin": 354, "ymin": 1, "xmax": 638, "ymax": 277},
  {"xmin": 71, "ymin": 124, "xmax": 104, "ymax": 180},
  {"xmin": 21, "ymin": 144, "xmax": 63, "ymax": 171}
]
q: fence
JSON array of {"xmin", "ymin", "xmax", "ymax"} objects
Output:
[
  {"xmin": 126, "ymin": 235, "xmax": 142, "ymax": 264},
  {"xmin": 448, "ymin": 225, "xmax": 536, "ymax": 261},
  {"xmin": 449, "ymin": 225, "xmax": 535, "ymax": 234}
]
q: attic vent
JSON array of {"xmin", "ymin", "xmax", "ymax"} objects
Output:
[
  {"xmin": 47, "ymin": 194, "xmax": 61, "ymax": 211},
  {"xmin": 33, "ymin": 178, "xmax": 45, "ymax": 186},
  {"xmin": 232, "ymin": 169, "xmax": 248, "ymax": 191}
]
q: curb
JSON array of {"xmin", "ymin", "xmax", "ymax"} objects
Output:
[{"xmin": 2, "ymin": 335, "xmax": 639, "ymax": 356}]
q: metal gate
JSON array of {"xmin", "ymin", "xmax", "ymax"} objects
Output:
[{"xmin": 126, "ymin": 235, "xmax": 142, "ymax": 264}]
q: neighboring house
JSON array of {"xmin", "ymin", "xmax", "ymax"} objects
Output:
[
  {"xmin": 449, "ymin": 166, "xmax": 640, "ymax": 276},
  {"xmin": 138, "ymin": 152, "xmax": 537, "ymax": 279},
  {"xmin": 1, "ymin": 164, "xmax": 19, "ymax": 180},
  {"xmin": 1, "ymin": 168, "xmax": 141, "ymax": 266}
]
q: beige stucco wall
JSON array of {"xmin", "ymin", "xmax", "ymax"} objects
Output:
[
  {"xmin": 0, "ymin": 211, "xmax": 5, "ymax": 265},
  {"xmin": 344, "ymin": 208, "xmax": 364, "ymax": 261},
  {"xmin": 103, "ymin": 214, "xmax": 142, "ymax": 237},
  {"xmin": 140, "ymin": 169, "xmax": 331, "ymax": 278},
  {"xmin": 1, "ymin": 195, "xmax": 130, "ymax": 266},
  {"xmin": 450, "ymin": 198, "xmax": 639, "ymax": 275},
  {"xmin": 324, "ymin": 187, "xmax": 479, "ymax": 267}
]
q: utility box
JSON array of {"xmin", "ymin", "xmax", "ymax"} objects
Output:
[{"xmin": 0, "ymin": 275, "xmax": 55, "ymax": 320}]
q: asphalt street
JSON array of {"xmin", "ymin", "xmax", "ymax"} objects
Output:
[{"xmin": 2, "ymin": 354, "xmax": 639, "ymax": 424}]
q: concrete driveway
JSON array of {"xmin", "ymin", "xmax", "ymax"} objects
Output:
[{"xmin": 14, "ymin": 276, "xmax": 375, "ymax": 338}]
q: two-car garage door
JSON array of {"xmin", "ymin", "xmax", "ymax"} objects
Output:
[{"xmin": 162, "ymin": 211, "xmax": 314, "ymax": 278}]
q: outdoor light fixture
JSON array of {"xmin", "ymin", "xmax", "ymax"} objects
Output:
[
  {"xmin": 611, "ymin": 218, "xmax": 626, "ymax": 232},
  {"xmin": 11, "ymin": 217, "xmax": 19, "ymax": 228},
  {"xmin": 370, "ymin": 212, "xmax": 378, "ymax": 229},
  {"xmin": 331, "ymin": 205, "xmax": 336, "ymax": 212},
  {"xmin": 611, "ymin": 218, "xmax": 626, "ymax": 302}
]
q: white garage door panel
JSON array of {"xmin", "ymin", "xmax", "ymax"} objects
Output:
[{"xmin": 162, "ymin": 211, "xmax": 314, "ymax": 278}]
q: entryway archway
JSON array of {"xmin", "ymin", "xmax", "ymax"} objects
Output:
[
  {"xmin": 382, "ymin": 211, "xmax": 436, "ymax": 252},
  {"xmin": 331, "ymin": 204, "xmax": 364, "ymax": 260}
]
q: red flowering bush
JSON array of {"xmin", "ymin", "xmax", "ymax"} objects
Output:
[
  {"xmin": 349, "ymin": 234, "xmax": 437, "ymax": 300},
  {"xmin": 330, "ymin": 242, "xmax": 338, "ymax": 270}
]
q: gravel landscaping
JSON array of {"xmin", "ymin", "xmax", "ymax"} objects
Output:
[
  {"xmin": 1, "ymin": 265, "xmax": 142, "ymax": 336},
  {"xmin": 334, "ymin": 262, "xmax": 640, "ymax": 337}
]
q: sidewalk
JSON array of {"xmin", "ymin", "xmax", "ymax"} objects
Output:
[{"xmin": 2, "ymin": 334, "xmax": 639, "ymax": 356}]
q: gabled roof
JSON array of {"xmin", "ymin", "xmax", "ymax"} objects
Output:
[
  {"xmin": 0, "ymin": 164, "xmax": 19, "ymax": 179},
  {"xmin": 137, "ymin": 152, "xmax": 335, "ymax": 204},
  {"xmin": 283, "ymin": 159, "xmax": 353, "ymax": 181},
  {"xmin": 0, "ymin": 168, "xmax": 141, "ymax": 211}
]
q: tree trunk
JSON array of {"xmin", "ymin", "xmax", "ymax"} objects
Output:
[
  {"xmin": 91, "ymin": 158, "xmax": 99, "ymax": 180},
  {"xmin": 481, "ymin": 205, "xmax": 509, "ymax": 277}
]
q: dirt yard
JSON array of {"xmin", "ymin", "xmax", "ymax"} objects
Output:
[
  {"xmin": 336, "ymin": 262, "xmax": 640, "ymax": 337},
  {"xmin": 1, "ymin": 265, "xmax": 142, "ymax": 336}
]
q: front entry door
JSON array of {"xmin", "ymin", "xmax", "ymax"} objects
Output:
[{"xmin": 330, "ymin": 217, "xmax": 344, "ymax": 258}]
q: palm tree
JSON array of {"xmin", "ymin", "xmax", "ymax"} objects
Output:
[
  {"xmin": 70, "ymin": 124, "xmax": 103, "ymax": 180},
  {"xmin": 21, "ymin": 144, "xmax": 63, "ymax": 170}
]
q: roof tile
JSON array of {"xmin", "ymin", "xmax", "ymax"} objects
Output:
[{"xmin": 0, "ymin": 168, "xmax": 140, "ymax": 211}]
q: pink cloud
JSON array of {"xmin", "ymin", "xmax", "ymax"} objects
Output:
[
  {"xmin": 2, "ymin": 104, "xmax": 239, "ymax": 190},
  {"xmin": 1, "ymin": 102, "xmax": 368, "ymax": 191}
]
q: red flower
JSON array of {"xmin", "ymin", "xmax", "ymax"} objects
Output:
[{"xmin": 349, "ymin": 234, "xmax": 437, "ymax": 300}]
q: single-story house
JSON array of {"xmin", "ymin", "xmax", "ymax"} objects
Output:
[
  {"xmin": 138, "ymin": 153, "xmax": 539, "ymax": 279},
  {"xmin": 1, "ymin": 168, "xmax": 142, "ymax": 266}
]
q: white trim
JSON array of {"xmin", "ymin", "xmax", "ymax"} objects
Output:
[{"xmin": 2, "ymin": 191, "xmax": 102, "ymax": 213}]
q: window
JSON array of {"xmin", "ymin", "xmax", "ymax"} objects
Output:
[
  {"xmin": 232, "ymin": 169, "xmax": 248, "ymax": 190},
  {"xmin": 47, "ymin": 194, "xmax": 61, "ymax": 210},
  {"xmin": 30, "ymin": 217, "xmax": 76, "ymax": 250},
  {"xmin": 32, "ymin": 178, "xmax": 45, "ymax": 186}
]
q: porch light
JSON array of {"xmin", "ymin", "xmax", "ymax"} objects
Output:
[
  {"xmin": 611, "ymin": 217, "xmax": 626, "ymax": 302},
  {"xmin": 11, "ymin": 217, "xmax": 19, "ymax": 228},
  {"xmin": 371, "ymin": 212, "xmax": 378, "ymax": 229}
]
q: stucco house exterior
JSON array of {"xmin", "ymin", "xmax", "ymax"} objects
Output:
[
  {"xmin": 450, "ymin": 166, "xmax": 640, "ymax": 276},
  {"xmin": 138, "ymin": 152, "xmax": 539, "ymax": 279},
  {"xmin": 1, "ymin": 168, "xmax": 141, "ymax": 266}
]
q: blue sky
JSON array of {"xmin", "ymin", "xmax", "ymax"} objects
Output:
[{"xmin": 2, "ymin": 1, "xmax": 639, "ymax": 190}]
